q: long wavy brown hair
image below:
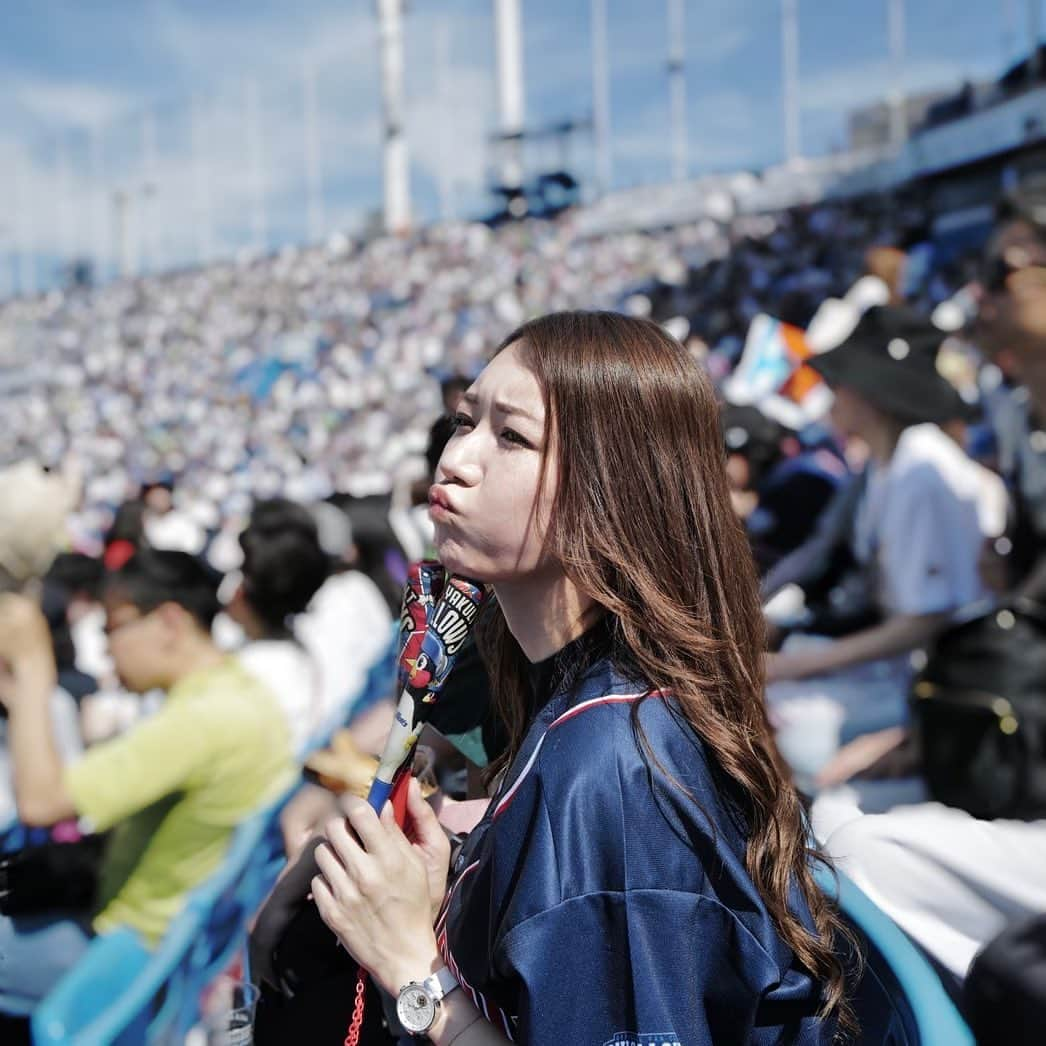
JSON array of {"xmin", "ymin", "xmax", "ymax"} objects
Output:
[{"xmin": 476, "ymin": 310, "xmax": 856, "ymax": 1037}]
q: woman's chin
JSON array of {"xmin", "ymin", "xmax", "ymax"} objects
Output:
[
  {"xmin": 432, "ymin": 541, "xmax": 474, "ymax": 579},
  {"xmin": 433, "ymin": 545, "xmax": 495, "ymax": 584}
]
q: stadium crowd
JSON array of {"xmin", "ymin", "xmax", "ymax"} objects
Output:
[{"xmin": 0, "ymin": 173, "xmax": 1043, "ymax": 1042}]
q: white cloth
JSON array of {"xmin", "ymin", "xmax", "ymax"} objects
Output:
[
  {"xmin": 143, "ymin": 510, "xmax": 206, "ymax": 555},
  {"xmin": 211, "ymin": 611, "xmax": 246, "ymax": 652},
  {"xmin": 71, "ymin": 606, "xmax": 114, "ymax": 683},
  {"xmin": 853, "ymin": 423, "xmax": 1003, "ymax": 619},
  {"xmin": 823, "ymin": 802, "xmax": 1046, "ymax": 979},
  {"xmin": 296, "ymin": 571, "xmax": 392, "ymax": 723},
  {"xmin": 237, "ymin": 639, "xmax": 321, "ymax": 755}
]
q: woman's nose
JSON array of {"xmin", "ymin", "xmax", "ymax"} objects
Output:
[{"xmin": 436, "ymin": 431, "xmax": 482, "ymax": 487}]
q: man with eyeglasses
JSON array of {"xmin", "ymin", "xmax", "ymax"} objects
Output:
[
  {"xmin": 0, "ymin": 548, "xmax": 295, "ymax": 1018},
  {"xmin": 974, "ymin": 173, "xmax": 1046, "ymax": 601}
]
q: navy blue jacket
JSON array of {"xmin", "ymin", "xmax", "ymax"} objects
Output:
[{"xmin": 437, "ymin": 642, "xmax": 832, "ymax": 1045}]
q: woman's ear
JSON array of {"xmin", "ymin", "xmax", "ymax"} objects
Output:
[{"xmin": 158, "ymin": 601, "xmax": 191, "ymax": 646}]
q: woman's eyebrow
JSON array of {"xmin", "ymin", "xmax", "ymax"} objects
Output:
[
  {"xmin": 462, "ymin": 390, "xmax": 539, "ymax": 423},
  {"xmin": 493, "ymin": 399, "xmax": 540, "ymax": 422}
]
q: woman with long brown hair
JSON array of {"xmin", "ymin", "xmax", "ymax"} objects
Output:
[{"xmin": 312, "ymin": 311, "xmax": 853, "ymax": 1044}]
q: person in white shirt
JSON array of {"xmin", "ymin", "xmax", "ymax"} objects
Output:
[
  {"xmin": 765, "ymin": 306, "xmax": 1005, "ymax": 779},
  {"xmin": 141, "ymin": 479, "xmax": 206, "ymax": 556},
  {"xmin": 295, "ymin": 503, "xmax": 393, "ymax": 752},
  {"xmin": 225, "ymin": 499, "xmax": 329, "ymax": 754}
]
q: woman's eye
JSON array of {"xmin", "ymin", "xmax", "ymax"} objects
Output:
[
  {"xmin": 500, "ymin": 428, "xmax": 532, "ymax": 448},
  {"xmin": 448, "ymin": 412, "xmax": 474, "ymax": 430}
]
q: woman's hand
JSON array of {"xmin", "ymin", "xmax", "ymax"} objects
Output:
[
  {"xmin": 394, "ymin": 776, "xmax": 453, "ymax": 922},
  {"xmin": 312, "ymin": 777, "xmax": 450, "ymax": 995}
]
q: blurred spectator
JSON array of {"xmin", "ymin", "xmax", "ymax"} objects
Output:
[
  {"xmin": 975, "ymin": 173, "xmax": 1046, "ymax": 602},
  {"xmin": 765, "ymin": 307, "xmax": 1005, "ymax": 766},
  {"xmin": 864, "ymin": 245, "xmax": 908, "ymax": 305},
  {"xmin": 39, "ymin": 580, "xmax": 96, "ymax": 704},
  {"xmin": 330, "ymin": 494, "xmax": 408, "ymax": 612},
  {"xmin": 816, "ymin": 179, "xmax": 1046, "ymax": 991},
  {"xmin": 224, "ymin": 498, "xmax": 330, "ymax": 753},
  {"xmin": 102, "ymin": 499, "xmax": 148, "ymax": 572},
  {"xmin": 44, "ymin": 553, "xmax": 113, "ymax": 690},
  {"xmin": 141, "ymin": 477, "xmax": 206, "ymax": 555},
  {"xmin": 722, "ymin": 403, "xmax": 848, "ymax": 571},
  {"xmin": 0, "ymin": 463, "xmax": 84, "ymax": 829},
  {"xmin": 296, "ymin": 503, "xmax": 393, "ymax": 752},
  {"xmin": 0, "ymin": 548, "xmax": 295, "ymax": 1015}
]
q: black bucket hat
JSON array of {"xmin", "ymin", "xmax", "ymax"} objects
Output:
[{"xmin": 807, "ymin": 305, "xmax": 966, "ymax": 424}]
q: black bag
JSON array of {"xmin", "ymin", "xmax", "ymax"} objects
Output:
[
  {"xmin": 0, "ymin": 834, "xmax": 107, "ymax": 916},
  {"xmin": 965, "ymin": 912, "xmax": 1046, "ymax": 1046},
  {"xmin": 250, "ymin": 838, "xmax": 398, "ymax": 1045},
  {"xmin": 910, "ymin": 598, "xmax": 1046, "ymax": 820}
]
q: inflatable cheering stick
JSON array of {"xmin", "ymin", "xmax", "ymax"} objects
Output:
[{"xmin": 367, "ymin": 573, "xmax": 484, "ymax": 815}]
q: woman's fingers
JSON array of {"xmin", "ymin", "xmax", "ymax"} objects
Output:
[
  {"xmin": 311, "ymin": 873, "xmax": 347, "ymax": 938},
  {"xmin": 314, "ymin": 839, "xmax": 356, "ymax": 904},
  {"xmin": 405, "ymin": 776, "xmax": 445, "ymax": 848},
  {"xmin": 341, "ymin": 795, "xmax": 406, "ymax": 859}
]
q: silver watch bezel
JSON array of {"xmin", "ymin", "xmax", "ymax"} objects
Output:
[{"xmin": 396, "ymin": 979, "xmax": 440, "ymax": 1035}]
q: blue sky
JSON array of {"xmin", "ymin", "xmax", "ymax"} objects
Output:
[{"xmin": 0, "ymin": 0, "xmax": 1035, "ymax": 287}]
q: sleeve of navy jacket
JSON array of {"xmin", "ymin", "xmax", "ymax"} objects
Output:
[{"xmin": 440, "ymin": 679, "xmax": 832, "ymax": 1046}]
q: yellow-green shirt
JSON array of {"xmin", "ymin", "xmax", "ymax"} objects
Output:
[{"xmin": 65, "ymin": 658, "xmax": 296, "ymax": 945}]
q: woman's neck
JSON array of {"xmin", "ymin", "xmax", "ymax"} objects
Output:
[
  {"xmin": 493, "ymin": 570, "xmax": 599, "ymax": 663},
  {"xmin": 863, "ymin": 416, "xmax": 908, "ymax": 464}
]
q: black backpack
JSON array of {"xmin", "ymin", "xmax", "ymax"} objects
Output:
[{"xmin": 911, "ymin": 599, "xmax": 1046, "ymax": 820}]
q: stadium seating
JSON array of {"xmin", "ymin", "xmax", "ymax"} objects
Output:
[
  {"xmin": 814, "ymin": 863, "xmax": 974, "ymax": 1045},
  {"xmin": 31, "ymin": 796, "xmax": 287, "ymax": 1045}
]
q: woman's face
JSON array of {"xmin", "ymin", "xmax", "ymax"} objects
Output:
[
  {"xmin": 429, "ymin": 342, "xmax": 557, "ymax": 582},
  {"xmin": 828, "ymin": 384, "xmax": 877, "ymax": 440}
]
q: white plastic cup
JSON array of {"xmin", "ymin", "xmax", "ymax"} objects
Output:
[
  {"xmin": 201, "ymin": 978, "xmax": 259, "ymax": 1046},
  {"xmin": 771, "ymin": 697, "xmax": 845, "ymax": 793}
]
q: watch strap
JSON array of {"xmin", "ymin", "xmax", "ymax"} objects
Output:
[{"xmin": 423, "ymin": 965, "xmax": 459, "ymax": 1002}]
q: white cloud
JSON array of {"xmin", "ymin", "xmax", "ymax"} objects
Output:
[
  {"xmin": 0, "ymin": 1, "xmax": 500, "ymax": 276},
  {"xmin": 8, "ymin": 78, "xmax": 136, "ymax": 129}
]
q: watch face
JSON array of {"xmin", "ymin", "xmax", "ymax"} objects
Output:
[{"xmin": 396, "ymin": 983, "xmax": 437, "ymax": 1033}]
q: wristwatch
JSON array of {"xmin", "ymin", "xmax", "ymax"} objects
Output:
[{"xmin": 396, "ymin": 966, "xmax": 460, "ymax": 1035}]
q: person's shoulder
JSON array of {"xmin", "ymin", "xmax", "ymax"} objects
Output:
[
  {"xmin": 534, "ymin": 685, "xmax": 718, "ymax": 801},
  {"xmin": 174, "ymin": 657, "xmax": 285, "ymax": 718},
  {"xmin": 894, "ymin": 423, "xmax": 959, "ymax": 468},
  {"xmin": 238, "ymin": 638, "xmax": 311, "ymax": 676},
  {"xmin": 310, "ymin": 570, "xmax": 390, "ymax": 620},
  {"xmin": 891, "ymin": 424, "xmax": 984, "ymax": 496}
]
